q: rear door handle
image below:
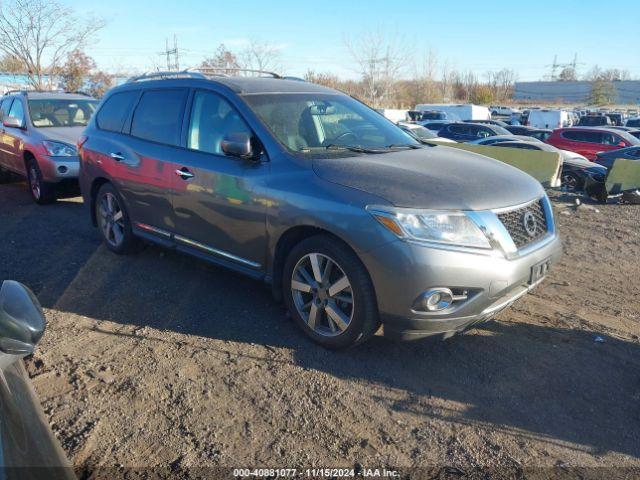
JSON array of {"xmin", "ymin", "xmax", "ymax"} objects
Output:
[
  {"xmin": 175, "ymin": 168, "xmax": 194, "ymax": 180},
  {"xmin": 110, "ymin": 152, "xmax": 125, "ymax": 162}
]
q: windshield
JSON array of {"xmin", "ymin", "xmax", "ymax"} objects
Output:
[
  {"xmin": 242, "ymin": 93, "xmax": 419, "ymax": 153},
  {"xmin": 405, "ymin": 125, "xmax": 437, "ymax": 140},
  {"xmin": 28, "ymin": 99, "xmax": 98, "ymax": 128},
  {"xmin": 492, "ymin": 125, "xmax": 512, "ymax": 135},
  {"xmin": 617, "ymin": 130, "xmax": 640, "ymax": 146}
]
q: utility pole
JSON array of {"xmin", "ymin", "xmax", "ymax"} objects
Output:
[
  {"xmin": 549, "ymin": 55, "xmax": 558, "ymax": 81},
  {"xmin": 159, "ymin": 35, "xmax": 180, "ymax": 71}
]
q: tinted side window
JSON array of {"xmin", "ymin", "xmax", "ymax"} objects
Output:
[
  {"xmin": 563, "ymin": 130, "xmax": 601, "ymax": 143},
  {"xmin": 583, "ymin": 131, "xmax": 604, "ymax": 143},
  {"xmin": 449, "ymin": 124, "xmax": 467, "ymax": 134},
  {"xmin": 187, "ymin": 91, "xmax": 252, "ymax": 155},
  {"xmin": 97, "ymin": 91, "xmax": 139, "ymax": 133},
  {"xmin": 562, "ymin": 131, "xmax": 583, "ymax": 141},
  {"xmin": 131, "ymin": 89, "xmax": 188, "ymax": 146},
  {"xmin": 7, "ymin": 98, "xmax": 24, "ymax": 121},
  {"xmin": 0, "ymin": 97, "xmax": 13, "ymax": 120}
]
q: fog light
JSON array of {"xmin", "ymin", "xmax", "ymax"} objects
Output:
[
  {"xmin": 57, "ymin": 166, "xmax": 68, "ymax": 174},
  {"xmin": 422, "ymin": 288, "xmax": 454, "ymax": 311}
]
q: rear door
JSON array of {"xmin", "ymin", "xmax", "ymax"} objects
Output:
[
  {"xmin": 170, "ymin": 88, "xmax": 269, "ymax": 271},
  {"xmin": 107, "ymin": 88, "xmax": 188, "ymax": 238}
]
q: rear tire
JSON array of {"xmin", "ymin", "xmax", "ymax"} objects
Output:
[
  {"xmin": 283, "ymin": 235, "xmax": 380, "ymax": 349},
  {"xmin": 26, "ymin": 158, "xmax": 56, "ymax": 204},
  {"xmin": 95, "ymin": 183, "xmax": 140, "ymax": 254}
]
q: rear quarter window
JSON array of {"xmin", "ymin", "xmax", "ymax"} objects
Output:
[
  {"xmin": 96, "ymin": 91, "xmax": 139, "ymax": 133},
  {"xmin": 130, "ymin": 89, "xmax": 188, "ymax": 146}
]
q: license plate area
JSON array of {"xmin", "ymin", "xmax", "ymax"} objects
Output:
[{"xmin": 529, "ymin": 257, "xmax": 551, "ymax": 285}]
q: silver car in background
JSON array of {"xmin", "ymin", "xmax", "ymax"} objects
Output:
[
  {"xmin": 79, "ymin": 72, "xmax": 562, "ymax": 349},
  {"xmin": 0, "ymin": 91, "xmax": 98, "ymax": 204}
]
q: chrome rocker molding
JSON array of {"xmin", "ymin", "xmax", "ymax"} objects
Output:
[{"xmin": 134, "ymin": 222, "xmax": 261, "ymax": 269}]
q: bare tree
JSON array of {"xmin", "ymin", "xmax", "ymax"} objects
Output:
[
  {"xmin": 486, "ymin": 69, "xmax": 517, "ymax": 101},
  {"xmin": 558, "ymin": 67, "xmax": 577, "ymax": 82},
  {"xmin": 0, "ymin": 0, "xmax": 104, "ymax": 89},
  {"xmin": 240, "ymin": 39, "xmax": 282, "ymax": 74},
  {"xmin": 0, "ymin": 53, "xmax": 24, "ymax": 73},
  {"xmin": 61, "ymin": 49, "xmax": 95, "ymax": 92},
  {"xmin": 200, "ymin": 44, "xmax": 241, "ymax": 74},
  {"xmin": 344, "ymin": 29, "xmax": 409, "ymax": 108}
]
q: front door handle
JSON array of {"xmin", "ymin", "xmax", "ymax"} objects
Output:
[
  {"xmin": 110, "ymin": 152, "xmax": 125, "ymax": 162},
  {"xmin": 175, "ymin": 168, "xmax": 194, "ymax": 180}
]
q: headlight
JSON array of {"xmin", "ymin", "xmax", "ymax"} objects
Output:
[
  {"xmin": 42, "ymin": 141, "xmax": 77, "ymax": 157},
  {"xmin": 367, "ymin": 206, "xmax": 492, "ymax": 249}
]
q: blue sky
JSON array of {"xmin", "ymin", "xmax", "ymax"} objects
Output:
[{"xmin": 65, "ymin": 0, "xmax": 640, "ymax": 81}]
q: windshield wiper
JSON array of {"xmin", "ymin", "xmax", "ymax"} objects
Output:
[
  {"xmin": 386, "ymin": 143, "xmax": 423, "ymax": 150},
  {"xmin": 324, "ymin": 144, "xmax": 387, "ymax": 154}
]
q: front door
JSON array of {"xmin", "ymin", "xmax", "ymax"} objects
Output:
[
  {"xmin": 171, "ymin": 89, "xmax": 268, "ymax": 271},
  {"xmin": 2, "ymin": 98, "xmax": 26, "ymax": 173}
]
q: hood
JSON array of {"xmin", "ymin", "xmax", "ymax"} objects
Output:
[
  {"xmin": 312, "ymin": 146, "xmax": 544, "ymax": 211},
  {"xmin": 38, "ymin": 126, "xmax": 85, "ymax": 146}
]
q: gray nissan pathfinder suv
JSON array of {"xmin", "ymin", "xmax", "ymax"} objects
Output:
[{"xmin": 79, "ymin": 71, "xmax": 562, "ymax": 349}]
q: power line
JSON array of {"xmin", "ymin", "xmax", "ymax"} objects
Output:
[{"xmin": 158, "ymin": 35, "xmax": 180, "ymax": 71}]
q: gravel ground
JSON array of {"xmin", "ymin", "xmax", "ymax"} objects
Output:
[{"xmin": 0, "ymin": 181, "xmax": 639, "ymax": 479}]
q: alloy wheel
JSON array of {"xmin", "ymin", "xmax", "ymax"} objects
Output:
[
  {"xmin": 291, "ymin": 253, "xmax": 354, "ymax": 336},
  {"xmin": 29, "ymin": 166, "xmax": 40, "ymax": 200},
  {"xmin": 98, "ymin": 192, "xmax": 125, "ymax": 248},
  {"xmin": 562, "ymin": 173, "xmax": 578, "ymax": 191}
]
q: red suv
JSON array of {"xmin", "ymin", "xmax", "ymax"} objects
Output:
[{"xmin": 546, "ymin": 127, "xmax": 640, "ymax": 161}]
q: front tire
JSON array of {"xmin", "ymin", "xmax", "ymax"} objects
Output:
[
  {"xmin": 283, "ymin": 235, "xmax": 380, "ymax": 349},
  {"xmin": 26, "ymin": 158, "xmax": 56, "ymax": 204},
  {"xmin": 561, "ymin": 171, "xmax": 582, "ymax": 192},
  {"xmin": 95, "ymin": 183, "xmax": 140, "ymax": 254}
]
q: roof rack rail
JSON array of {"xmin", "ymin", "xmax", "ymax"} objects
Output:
[
  {"xmin": 3, "ymin": 89, "xmax": 29, "ymax": 96},
  {"xmin": 65, "ymin": 90, "xmax": 92, "ymax": 97},
  {"xmin": 187, "ymin": 67, "xmax": 282, "ymax": 79},
  {"xmin": 126, "ymin": 71, "xmax": 208, "ymax": 83}
]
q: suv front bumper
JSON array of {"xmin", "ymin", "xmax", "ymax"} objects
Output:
[
  {"xmin": 38, "ymin": 155, "xmax": 80, "ymax": 182},
  {"xmin": 359, "ymin": 233, "xmax": 562, "ymax": 340}
]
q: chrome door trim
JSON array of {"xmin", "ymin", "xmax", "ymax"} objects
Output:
[
  {"xmin": 134, "ymin": 223, "xmax": 261, "ymax": 269},
  {"xmin": 134, "ymin": 222, "xmax": 171, "ymax": 238},
  {"xmin": 174, "ymin": 234, "xmax": 261, "ymax": 268}
]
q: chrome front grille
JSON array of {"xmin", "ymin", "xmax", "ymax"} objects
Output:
[{"xmin": 497, "ymin": 199, "xmax": 548, "ymax": 249}]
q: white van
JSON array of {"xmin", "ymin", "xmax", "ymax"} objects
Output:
[
  {"xmin": 377, "ymin": 109, "xmax": 409, "ymax": 123},
  {"xmin": 414, "ymin": 103, "xmax": 491, "ymax": 121},
  {"xmin": 526, "ymin": 109, "xmax": 573, "ymax": 129}
]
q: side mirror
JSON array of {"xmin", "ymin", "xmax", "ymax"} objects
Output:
[
  {"xmin": 3, "ymin": 116, "xmax": 24, "ymax": 129},
  {"xmin": 618, "ymin": 141, "xmax": 626, "ymax": 147},
  {"xmin": 221, "ymin": 132, "xmax": 253, "ymax": 159},
  {"xmin": 0, "ymin": 281, "xmax": 45, "ymax": 356}
]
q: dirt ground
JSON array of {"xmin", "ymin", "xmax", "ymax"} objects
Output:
[{"xmin": 0, "ymin": 181, "xmax": 638, "ymax": 479}]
